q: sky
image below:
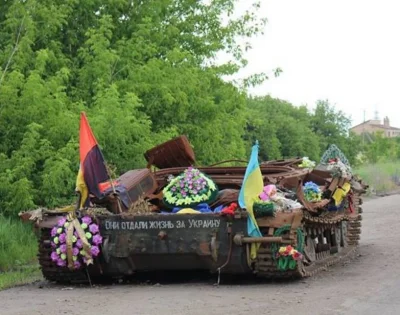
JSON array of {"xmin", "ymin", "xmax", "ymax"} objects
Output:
[{"xmin": 225, "ymin": 0, "xmax": 400, "ymax": 128}]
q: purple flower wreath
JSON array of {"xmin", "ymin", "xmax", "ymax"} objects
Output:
[{"xmin": 50, "ymin": 215, "xmax": 103, "ymax": 269}]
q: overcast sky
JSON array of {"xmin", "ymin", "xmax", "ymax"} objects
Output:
[{"xmin": 229, "ymin": 0, "xmax": 400, "ymax": 128}]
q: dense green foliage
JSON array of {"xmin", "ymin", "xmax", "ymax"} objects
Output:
[
  {"xmin": 0, "ymin": 0, "xmax": 398, "ymax": 219},
  {"xmin": 0, "ymin": 0, "xmax": 266, "ymax": 215}
]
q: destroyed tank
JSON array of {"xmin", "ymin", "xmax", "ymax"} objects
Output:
[{"xmin": 20, "ymin": 136, "xmax": 367, "ymax": 283}]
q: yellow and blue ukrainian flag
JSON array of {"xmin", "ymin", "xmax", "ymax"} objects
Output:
[{"xmin": 239, "ymin": 141, "xmax": 264, "ymax": 259}]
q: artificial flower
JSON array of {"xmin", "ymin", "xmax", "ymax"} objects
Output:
[
  {"xmin": 81, "ymin": 216, "xmax": 92, "ymax": 225},
  {"xmin": 59, "ymin": 244, "xmax": 67, "ymax": 254},
  {"xmin": 76, "ymin": 239, "xmax": 83, "ymax": 249},
  {"xmin": 58, "ymin": 233, "xmax": 66, "ymax": 244},
  {"xmin": 92, "ymin": 234, "xmax": 103, "ymax": 246},
  {"xmin": 90, "ymin": 246, "xmax": 100, "ymax": 256},
  {"xmin": 57, "ymin": 217, "xmax": 66, "ymax": 227},
  {"xmin": 51, "ymin": 227, "xmax": 58, "ymax": 237},
  {"xmin": 72, "ymin": 247, "xmax": 79, "ymax": 256},
  {"xmin": 51, "ymin": 251, "xmax": 59, "ymax": 262}
]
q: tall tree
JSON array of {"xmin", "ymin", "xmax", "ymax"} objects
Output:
[{"xmin": 0, "ymin": 0, "xmax": 266, "ymax": 214}]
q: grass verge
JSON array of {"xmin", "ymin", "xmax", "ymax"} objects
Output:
[
  {"xmin": 0, "ymin": 265, "xmax": 42, "ymax": 291},
  {"xmin": 0, "ymin": 216, "xmax": 42, "ymax": 290},
  {"xmin": 354, "ymin": 160, "xmax": 400, "ymax": 195}
]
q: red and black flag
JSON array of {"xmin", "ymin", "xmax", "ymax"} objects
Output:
[{"xmin": 76, "ymin": 112, "xmax": 109, "ymax": 209}]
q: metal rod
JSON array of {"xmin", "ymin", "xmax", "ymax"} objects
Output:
[{"xmin": 240, "ymin": 236, "xmax": 292, "ymax": 244}]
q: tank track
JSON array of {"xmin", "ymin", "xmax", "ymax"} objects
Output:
[
  {"xmin": 37, "ymin": 194, "xmax": 363, "ymax": 283},
  {"xmin": 254, "ymin": 194, "xmax": 363, "ymax": 279},
  {"xmin": 38, "ymin": 228, "xmax": 88, "ymax": 283}
]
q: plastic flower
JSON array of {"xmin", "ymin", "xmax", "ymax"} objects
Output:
[
  {"xmin": 57, "ymin": 228, "xmax": 63, "ymax": 234},
  {"xmin": 53, "ymin": 237, "xmax": 59, "ymax": 245},
  {"xmin": 85, "ymin": 232, "xmax": 92, "ymax": 239},
  {"xmin": 57, "ymin": 258, "xmax": 66, "ymax": 267},
  {"xmin": 51, "ymin": 227, "xmax": 58, "ymax": 237},
  {"xmin": 76, "ymin": 239, "xmax": 83, "ymax": 249},
  {"xmin": 81, "ymin": 223, "xmax": 88, "ymax": 230},
  {"xmin": 51, "ymin": 251, "xmax": 59, "ymax": 262},
  {"xmin": 92, "ymin": 234, "xmax": 103, "ymax": 246},
  {"xmin": 72, "ymin": 247, "xmax": 79, "ymax": 256},
  {"xmin": 259, "ymin": 191, "xmax": 269, "ymax": 201},
  {"xmin": 89, "ymin": 224, "xmax": 98, "ymax": 234},
  {"xmin": 59, "ymin": 244, "xmax": 67, "ymax": 254},
  {"xmin": 74, "ymin": 260, "xmax": 81, "ymax": 269},
  {"xmin": 90, "ymin": 246, "xmax": 100, "ymax": 256},
  {"xmin": 81, "ymin": 216, "xmax": 92, "ymax": 225},
  {"xmin": 292, "ymin": 251, "xmax": 303, "ymax": 261},
  {"xmin": 58, "ymin": 233, "xmax": 66, "ymax": 244},
  {"xmin": 64, "ymin": 222, "xmax": 70, "ymax": 228},
  {"xmin": 279, "ymin": 246, "xmax": 288, "ymax": 256},
  {"xmin": 60, "ymin": 253, "xmax": 67, "ymax": 260},
  {"xmin": 57, "ymin": 217, "xmax": 66, "ymax": 227}
]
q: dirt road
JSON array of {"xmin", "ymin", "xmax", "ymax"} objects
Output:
[{"xmin": 1, "ymin": 195, "xmax": 399, "ymax": 315}]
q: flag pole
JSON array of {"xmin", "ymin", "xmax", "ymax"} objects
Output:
[{"xmin": 101, "ymin": 157, "xmax": 123, "ymax": 214}]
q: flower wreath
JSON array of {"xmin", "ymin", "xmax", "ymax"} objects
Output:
[
  {"xmin": 50, "ymin": 215, "xmax": 103, "ymax": 269},
  {"xmin": 162, "ymin": 167, "xmax": 218, "ymax": 208}
]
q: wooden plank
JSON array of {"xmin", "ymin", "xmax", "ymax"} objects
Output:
[{"xmin": 256, "ymin": 211, "xmax": 303, "ymax": 228}]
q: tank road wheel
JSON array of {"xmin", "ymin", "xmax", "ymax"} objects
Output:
[{"xmin": 303, "ymin": 234, "xmax": 316, "ymax": 265}]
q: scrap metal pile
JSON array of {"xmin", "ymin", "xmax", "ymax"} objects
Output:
[{"xmin": 21, "ymin": 134, "xmax": 368, "ymax": 283}]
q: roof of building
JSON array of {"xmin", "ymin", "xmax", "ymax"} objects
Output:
[
  {"xmin": 369, "ymin": 124, "xmax": 400, "ymax": 130},
  {"xmin": 350, "ymin": 120, "xmax": 400, "ymax": 131}
]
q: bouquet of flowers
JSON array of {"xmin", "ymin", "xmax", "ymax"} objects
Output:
[
  {"xmin": 327, "ymin": 158, "xmax": 352, "ymax": 178},
  {"xmin": 277, "ymin": 245, "xmax": 303, "ymax": 260},
  {"xmin": 275, "ymin": 245, "xmax": 303, "ymax": 271},
  {"xmin": 50, "ymin": 215, "xmax": 103, "ymax": 269},
  {"xmin": 303, "ymin": 181, "xmax": 322, "ymax": 202},
  {"xmin": 163, "ymin": 167, "xmax": 218, "ymax": 208},
  {"xmin": 298, "ymin": 157, "xmax": 316, "ymax": 169}
]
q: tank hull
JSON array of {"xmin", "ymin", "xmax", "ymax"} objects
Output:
[{"xmin": 36, "ymin": 191, "xmax": 363, "ymax": 283}]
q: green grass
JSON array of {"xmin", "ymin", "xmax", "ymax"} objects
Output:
[
  {"xmin": 0, "ymin": 265, "xmax": 42, "ymax": 291},
  {"xmin": 354, "ymin": 160, "xmax": 400, "ymax": 195},
  {"xmin": 0, "ymin": 216, "xmax": 42, "ymax": 290}
]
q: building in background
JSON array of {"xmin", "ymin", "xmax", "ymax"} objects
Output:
[{"xmin": 350, "ymin": 116, "xmax": 400, "ymax": 138}]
